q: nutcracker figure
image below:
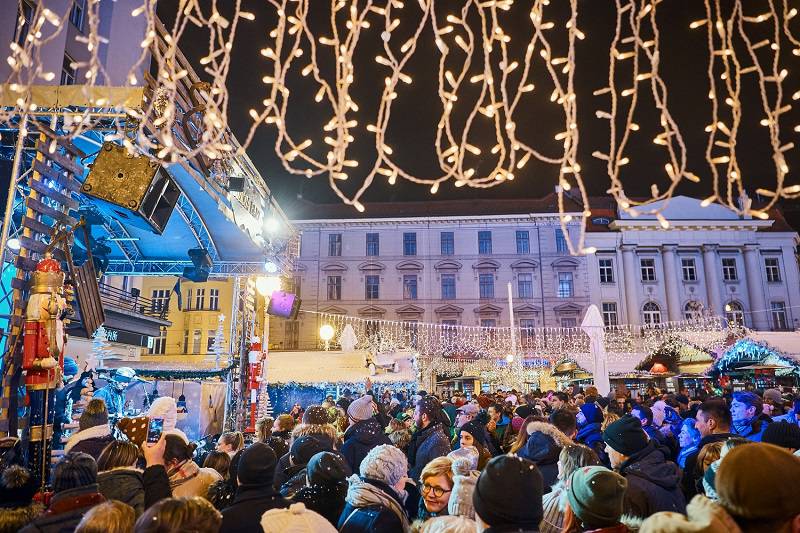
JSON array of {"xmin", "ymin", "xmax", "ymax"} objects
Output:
[
  {"xmin": 22, "ymin": 253, "xmax": 71, "ymax": 487},
  {"xmin": 244, "ymin": 336, "xmax": 264, "ymax": 433}
]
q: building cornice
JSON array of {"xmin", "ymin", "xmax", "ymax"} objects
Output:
[
  {"xmin": 609, "ymin": 219, "xmax": 774, "ymax": 231},
  {"xmin": 292, "ymin": 212, "xmax": 583, "ymax": 227}
]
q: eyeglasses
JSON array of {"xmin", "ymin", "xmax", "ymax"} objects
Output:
[{"xmin": 422, "ymin": 483, "xmax": 452, "ymax": 498}]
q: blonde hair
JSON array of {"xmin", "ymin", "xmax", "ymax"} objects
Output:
[
  {"xmin": 255, "ymin": 417, "xmax": 274, "ymax": 443},
  {"xmin": 698, "ymin": 441, "xmax": 724, "ymax": 473},
  {"xmin": 420, "ymin": 456, "xmax": 454, "ymax": 485},
  {"xmin": 218, "ymin": 432, "xmax": 245, "ymax": 452},
  {"xmin": 601, "ymin": 411, "xmax": 620, "ymax": 432},
  {"xmin": 75, "ymin": 500, "xmax": 135, "ymax": 533},
  {"xmin": 134, "ymin": 497, "xmax": 222, "ymax": 533}
]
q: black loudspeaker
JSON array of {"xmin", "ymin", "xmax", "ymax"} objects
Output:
[
  {"xmin": 82, "ymin": 142, "xmax": 180, "ymax": 234},
  {"xmin": 228, "ymin": 177, "xmax": 245, "ymax": 192},
  {"xmin": 267, "ymin": 290, "xmax": 301, "ymax": 320},
  {"xmin": 182, "ymin": 247, "xmax": 213, "ymax": 282},
  {"xmin": 130, "ymin": 287, "xmax": 141, "ymax": 298}
]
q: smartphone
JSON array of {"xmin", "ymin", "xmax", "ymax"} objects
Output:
[{"xmin": 147, "ymin": 417, "xmax": 164, "ymax": 444}]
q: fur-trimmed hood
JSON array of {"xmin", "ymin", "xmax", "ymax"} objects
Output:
[
  {"xmin": 525, "ymin": 421, "xmax": 573, "ymax": 448},
  {"xmin": 64, "ymin": 424, "xmax": 111, "ymax": 453}
]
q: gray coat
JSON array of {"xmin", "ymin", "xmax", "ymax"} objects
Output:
[{"xmin": 97, "ymin": 468, "xmax": 145, "ymax": 516}]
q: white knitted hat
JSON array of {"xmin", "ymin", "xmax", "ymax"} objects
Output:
[
  {"xmin": 359, "ymin": 444, "xmax": 408, "ymax": 487},
  {"xmin": 347, "ymin": 395, "xmax": 374, "ymax": 422},
  {"xmin": 419, "ymin": 515, "xmax": 478, "ymax": 533},
  {"xmin": 260, "ymin": 503, "xmax": 336, "ymax": 533}
]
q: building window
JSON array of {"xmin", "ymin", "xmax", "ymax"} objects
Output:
[
  {"xmin": 599, "ymin": 258, "xmax": 614, "ymax": 284},
  {"xmin": 366, "ymin": 233, "xmax": 379, "ymax": 256},
  {"xmin": 440, "ymin": 232, "xmax": 454, "ymax": 255},
  {"xmin": 555, "ymin": 228, "xmax": 568, "ymax": 253},
  {"xmin": 442, "ymin": 320, "xmax": 458, "ymax": 342},
  {"xmin": 515, "ymin": 230, "xmax": 530, "ymax": 254},
  {"xmin": 765, "ymin": 258, "xmax": 781, "ymax": 282},
  {"xmin": 326, "ymin": 275, "xmax": 341, "ymax": 300},
  {"xmin": 207, "ymin": 330, "xmax": 215, "ymax": 352},
  {"xmin": 186, "ymin": 288, "xmax": 193, "ymax": 310},
  {"xmin": 557, "ymin": 272, "xmax": 573, "ymax": 298},
  {"xmin": 61, "ymin": 53, "xmax": 77, "ymax": 85},
  {"xmin": 285, "ymin": 321, "xmax": 299, "ymax": 349},
  {"xmin": 602, "ymin": 302, "xmax": 618, "ymax": 326},
  {"xmin": 365, "ymin": 275, "xmax": 380, "ymax": 299},
  {"xmin": 151, "ymin": 289, "xmax": 170, "ymax": 313},
  {"xmin": 478, "ymin": 231, "xmax": 492, "ymax": 255},
  {"xmin": 328, "ymin": 234, "xmax": 342, "ymax": 256},
  {"xmin": 520, "ymin": 319, "xmax": 536, "ymax": 342},
  {"xmin": 149, "ymin": 327, "xmax": 167, "ymax": 355},
  {"xmin": 682, "ymin": 258, "xmax": 697, "ymax": 282},
  {"xmin": 643, "ymin": 302, "xmax": 662, "ymax": 325},
  {"xmin": 640, "ymin": 258, "xmax": 656, "ymax": 282},
  {"xmin": 771, "ymin": 301, "xmax": 788, "ymax": 330},
  {"xmin": 722, "ymin": 258, "xmax": 738, "ymax": 281},
  {"xmin": 69, "ymin": 0, "xmax": 87, "ymax": 32},
  {"xmin": 403, "ymin": 275, "xmax": 417, "ymax": 299},
  {"xmin": 404, "ymin": 321, "xmax": 419, "ymax": 348},
  {"xmin": 15, "ymin": 0, "xmax": 35, "ymax": 45},
  {"xmin": 684, "ymin": 301, "xmax": 704, "ymax": 320},
  {"xmin": 403, "ymin": 232, "xmax": 417, "ymax": 256},
  {"xmin": 561, "ymin": 317, "xmax": 578, "ymax": 328},
  {"xmin": 195, "ymin": 288, "xmax": 205, "ymax": 310},
  {"xmin": 183, "ymin": 330, "xmax": 189, "ymax": 354},
  {"xmin": 725, "ymin": 302, "xmax": 745, "ymax": 327},
  {"xmin": 479, "ymin": 273, "xmax": 494, "ymax": 299},
  {"xmin": 441, "ymin": 274, "xmax": 456, "ymax": 299},
  {"xmin": 209, "ymin": 288, "xmax": 219, "ymax": 310},
  {"xmin": 480, "ymin": 319, "xmax": 496, "ymax": 328},
  {"xmin": 518, "ymin": 273, "xmax": 533, "ymax": 299},
  {"xmin": 192, "ymin": 329, "xmax": 202, "ymax": 354}
]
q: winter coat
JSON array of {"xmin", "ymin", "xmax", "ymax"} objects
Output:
[
  {"xmin": 279, "ymin": 464, "xmax": 308, "ymax": 498},
  {"xmin": 266, "ymin": 433, "xmax": 290, "ymax": 459},
  {"xmin": 168, "ymin": 460, "xmax": 222, "ymax": 499},
  {"xmin": 680, "ymin": 432, "xmax": 733, "ymax": 498},
  {"xmin": 407, "ymin": 422, "xmax": 452, "ymax": 480},
  {"xmin": 19, "ymin": 485, "xmax": 105, "ymax": 533},
  {"xmin": 338, "ymin": 477, "xmax": 410, "ymax": 533},
  {"xmin": 676, "ymin": 444, "xmax": 698, "ymax": 469},
  {"xmin": 97, "ymin": 468, "xmax": 145, "ymax": 515},
  {"xmin": 63, "ymin": 424, "xmax": 115, "ymax": 460},
  {"xmin": 220, "ymin": 484, "xmax": 290, "ymax": 533},
  {"xmin": 576, "ymin": 421, "xmax": 609, "ymax": 467},
  {"xmin": 517, "ymin": 422, "xmax": 573, "ymax": 493},
  {"xmin": 341, "ymin": 417, "xmax": 392, "ymax": 472},
  {"xmin": 0, "ymin": 502, "xmax": 44, "ymax": 533},
  {"xmin": 618, "ymin": 441, "xmax": 686, "ymax": 519},
  {"xmin": 639, "ymin": 494, "xmax": 743, "ymax": 533},
  {"xmin": 488, "ymin": 415, "xmax": 514, "ymax": 454},
  {"xmin": 731, "ymin": 418, "xmax": 767, "ymax": 442},
  {"xmin": 207, "ymin": 478, "xmax": 237, "ymax": 510},
  {"xmin": 142, "ymin": 465, "xmax": 172, "ymax": 509},
  {"xmin": 272, "ymin": 424, "xmax": 344, "ymax": 489},
  {"xmin": 292, "ymin": 482, "xmax": 347, "ymax": 527}
]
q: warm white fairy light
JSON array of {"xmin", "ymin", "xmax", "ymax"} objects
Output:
[{"xmin": 0, "ymin": 0, "xmax": 798, "ymax": 253}]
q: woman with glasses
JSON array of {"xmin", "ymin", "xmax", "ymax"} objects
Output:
[{"xmin": 417, "ymin": 456, "xmax": 454, "ymax": 523}]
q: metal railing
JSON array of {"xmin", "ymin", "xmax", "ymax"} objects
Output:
[{"xmin": 97, "ymin": 283, "xmax": 169, "ymax": 320}]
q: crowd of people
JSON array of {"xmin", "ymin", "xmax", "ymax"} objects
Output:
[{"xmin": 2, "ymin": 381, "xmax": 800, "ymax": 532}]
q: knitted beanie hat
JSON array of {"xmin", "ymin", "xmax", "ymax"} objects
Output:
[
  {"xmin": 290, "ymin": 436, "xmax": 329, "ymax": 467},
  {"xmin": 79, "ymin": 399, "xmax": 109, "ymax": 431},
  {"xmin": 763, "ymin": 388, "xmax": 783, "ymax": 405},
  {"xmin": 602, "ymin": 415, "xmax": 648, "ymax": 456},
  {"xmin": 580, "ymin": 402, "xmax": 604, "ymax": 425},
  {"xmin": 448, "ymin": 458, "xmax": 479, "ymax": 519},
  {"xmin": 303, "ymin": 406, "xmax": 331, "ymax": 425},
  {"xmin": 0, "ymin": 465, "xmax": 36, "ymax": 508},
  {"xmin": 360, "ymin": 444, "xmax": 408, "ymax": 487},
  {"xmin": 458, "ymin": 420, "xmax": 488, "ymax": 447},
  {"xmin": 567, "ymin": 466, "xmax": 627, "ymax": 528},
  {"xmin": 472, "ymin": 455, "xmax": 543, "ymax": 528},
  {"xmin": 53, "ymin": 452, "xmax": 97, "ymax": 493},
  {"xmin": 419, "ymin": 515, "xmax": 478, "ymax": 533},
  {"xmin": 716, "ymin": 443, "xmax": 800, "ymax": 521},
  {"xmin": 260, "ymin": 502, "xmax": 337, "ymax": 533},
  {"xmin": 237, "ymin": 442, "xmax": 277, "ymax": 487},
  {"xmin": 762, "ymin": 421, "xmax": 800, "ymax": 450},
  {"xmin": 448, "ymin": 446, "xmax": 479, "ymax": 472},
  {"xmin": 307, "ymin": 451, "xmax": 347, "ymax": 486},
  {"xmin": 347, "ymin": 395, "xmax": 374, "ymax": 422}
]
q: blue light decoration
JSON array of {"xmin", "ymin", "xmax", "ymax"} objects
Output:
[
  {"xmin": 709, "ymin": 338, "xmax": 800, "ymax": 377},
  {"xmin": 267, "ymin": 380, "xmax": 416, "ymax": 415}
]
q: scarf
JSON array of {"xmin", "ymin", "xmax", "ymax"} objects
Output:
[
  {"xmin": 64, "ymin": 424, "xmax": 111, "ymax": 452},
  {"xmin": 168, "ymin": 460, "xmax": 200, "ymax": 490},
  {"xmin": 344, "ymin": 476, "xmax": 410, "ymax": 532}
]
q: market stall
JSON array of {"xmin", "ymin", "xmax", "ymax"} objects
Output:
[{"xmin": 708, "ymin": 338, "xmax": 800, "ymax": 389}]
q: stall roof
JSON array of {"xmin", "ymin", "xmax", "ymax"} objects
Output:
[
  {"xmin": 266, "ymin": 350, "xmax": 416, "ymax": 384},
  {"xmin": 746, "ymin": 332, "xmax": 800, "ymax": 359}
]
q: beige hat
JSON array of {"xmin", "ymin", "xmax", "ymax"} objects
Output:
[{"xmin": 260, "ymin": 503, "xmax": 336, "ymax": 533}]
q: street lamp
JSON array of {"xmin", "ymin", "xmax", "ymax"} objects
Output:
[
  {"xmin": 320, "ymin": 324, "xmax": 334, "ymax": 350},
  {"xmin": 255, "ymin": 276, "xmax": 281, "ymax": 297}
]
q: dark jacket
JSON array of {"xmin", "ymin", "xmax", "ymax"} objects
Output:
[
  {"xmin": 279, "ymin": 464, "xmax": 308, "ymax": 498},
  {"xmin": 518, "ymin": 432, "xmax": 561, "ymax": 492},
  {"xmin": 292, "ymin": 483, "xmax": 347, "ymax": 526},
  {"xmin": 19, "ymin": 485, "xmax": 105, "ymax": 533},
  {"xmin": 0, "ymin": 502, "xmax": 44, "ymax": 533},
  {"xmin": 618, "ymin": 441, "xmax": 686, "ymax": 519},
  {"xmin": 266, "ymin": 433, "xmax": 290, "ymax": 459},
  {"xmin": 142, "ymin": 465, "xmax": 172, "ymax": 509},
  {"xmin": 220, "ymin": 485, "xmax": 290, "ymax": 533},
  {"xmin": 338, "ymin": 478, "xmax": 409, "ymax": 533},
  {"xmin": 273, "ymin": 449, "xmax": 352, "ymax": 491},
  {"xmin": 97, "ymin": 468, "xmax": 144, "ymax": 515},
  {"xmin": 681, "ymin": 432, "xmax": 733, "ymax": 498},
  {"xmin": 576, "ymin": 422, "xmax": 608, "ymax": 466},
  {"xmin": 341, "ymin": 417, "xmax": 392, "ymax": 472},
  {"xmin": 407, "ymin": 422, "xmax": 452, "ymax": 480}
]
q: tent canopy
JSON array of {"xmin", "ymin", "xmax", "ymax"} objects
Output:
[{"xmin": 266, "ymin": 350, "xmax": 416, "ymax": 385}]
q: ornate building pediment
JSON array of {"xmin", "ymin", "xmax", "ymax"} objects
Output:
[
  {"xmin": 396, "ymin": 260, "xmax": 424, "ymax": 272},
  {"xmin": 551, "ymin": 258, "xmax": 580, "ymax": 270},
  {"xmin": 514, "ymin": 304, "xmax": 541, "ymax": 315},
  {"xmin": 474, "ymin": 303, "xmax": 503, "ymax": 316},
  {"xmin": 321, "ymin": 262, "xmax": 348, "ymax": 272},
  {"xmin": 358, "ymin": 261, "xmax": 385, "ymax": 272},
  {"xmin": 396, "ymin": 304, "xmax": 425, "ymax": 317},
  {"xmin": 553, "ymin": 302, "xmax": 582, "ymax": 315},
  {"xmin": 435, "ymin": 304, "xmax": 464, "ymax": 316},
  {"xmin": 510, "ymin": 259, "xmax": 539, "ymax": 271},
  {"xmin": 320, "ymin": 305, "xmax": 347, "ymax": 314},
  {"xmin": 358, "ymin": 305, "xmax": 386, "ymax": 317},
  {"xmin": 434, "ymin": 260, "xmax": 463, "ymax": 271},
  {"xmin": 472, "ymin": 259, "xmax": 501, "ymax": 271}
]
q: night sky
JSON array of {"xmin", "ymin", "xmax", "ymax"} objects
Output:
[{"xmin": 161, "ymin": 1, "xmax": 800, "ymax": 217}]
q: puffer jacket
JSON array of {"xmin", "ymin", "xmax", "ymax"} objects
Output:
[
  {"xmin": 63, "ymin": 425, "xmax": 115, "ymax": 461},
  {"xmin": 407, "ymin": 423, "xmax": 452, "ymax": 480},
  {"xmin": 639, "ymin": 494, "xmax": 742, "ymax": 533},
  {"xmin": 97, "ymin": 468, "xmax": 145, "ymax": 515},
  {"xmin": 338, "ymin": 477, "xmax": 410, "ymax": 533},
  {"xmin": 341, "ymin": 417, "xmax": 392, "ymax": 472},
  {"xmin": 19, "ymin": 485, "xmax": 105, "ymax": 533},
  {"xmin": 576, "ymin": 421, "xmax": 608, "ymax": 467},
  {"xmin": 618, "ymin": 441, "xmax": 686, "ymax": 519},
  {"xmin": 279, "ymin": 464, "xmax": 308, "ymax": 498},
  {"xmin": 517, "ymin": 422, "xmax": 573, "ymax": 493},
  {"xmin": 292, "ymin": 482, "xmax": 347, "ymax": 527}
]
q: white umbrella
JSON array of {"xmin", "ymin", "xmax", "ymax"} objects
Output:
[{"xmin": 581, "ymin": 304, "xmax": 610, "ymax": 396}]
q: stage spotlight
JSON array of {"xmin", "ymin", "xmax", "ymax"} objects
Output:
[
  {"xmin": 7, "ymin": 238, "xmax": 20, "ymax": 251},
  {"xmin": 264, "ymin": 216, "xmax": 280, "ymax": 233},
  {"xmin": 264, "ymin": 260, "xmax": 278, "ymax": 273},
  {"xmin": 255, "ymin": 276, "xmax": 281, "ymax": 296}
]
